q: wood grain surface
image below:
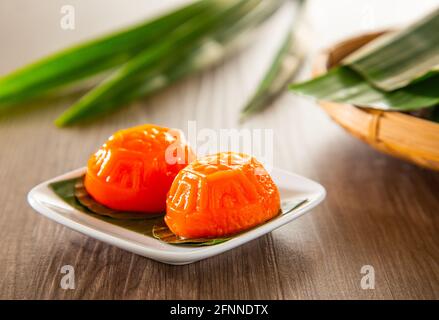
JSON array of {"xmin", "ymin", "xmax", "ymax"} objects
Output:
[{"xmin": 0, "ymin": 0, "xmax": 438, "ymax": 299}]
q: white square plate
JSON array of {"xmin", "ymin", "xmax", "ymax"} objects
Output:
[{"xmin": 28, "ymin": 167, "xmax": 325, "ymax": 265}]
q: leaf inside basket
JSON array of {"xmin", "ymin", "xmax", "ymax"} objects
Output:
[
  {"xmin": 342, "ymin": 8, "xmax": 439, "ymax": 91},
  {"xmin": 290, "ymin": 66, "xmax": 439, "ymax": 111}
]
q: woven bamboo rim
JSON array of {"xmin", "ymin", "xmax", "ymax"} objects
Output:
[{"xmin": 313, "ymin": 31, "xmax": 439, "ymax": 171}]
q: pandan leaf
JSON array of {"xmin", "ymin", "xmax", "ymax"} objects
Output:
[
  {"xmin": 289, "ymin": 66, "xmax": 439, "ymax": 111},
  {"xmin": 56, "ymin": 0, "xmax": 286, "ymax": 126},
  {"xmin": 240, "ymin": 0, "xmax": 305, "ymax": 119},
  {"xmin": 343, "ymin": 8, "xmax": 439, "ymax": 91},
  {"xmin": 0, "ymin": 0, "xmax": 218, "ymax": 107}
]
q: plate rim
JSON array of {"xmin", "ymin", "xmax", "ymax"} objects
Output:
[{"xmin": 28, "ymin": 167, "xmax": 326, "ymax": 264}]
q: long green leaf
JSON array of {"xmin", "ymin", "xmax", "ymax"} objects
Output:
[
  {"xmin": 343, "ymin": 7, "xmax": 439, "ymax": 91},
  {"xmin": 240, "ymin": 0, "xmax": 305, "ymax": 119},
  {"xmin": 289, "ymin": 66, "xmax": 439, "ymax": 111},
  {"xmin": 128, "ymin": 0, "xmax": 287, "ymax": 108},
  {"xmin": 56, "ymin": 0, "xmax": 284, "ymax": 126},
  {"xmin": 55, "ymin": 0, "xmax": 253, "ymax": 126},
  {"xmin": 0, "ymin": 0, "xmax": 218, "ymax": 107}
]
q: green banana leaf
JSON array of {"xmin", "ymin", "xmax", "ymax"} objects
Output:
[
  {"xmin": 73, "ymin": 176, "xmax": 163, "ymax": 220},
  {"xmin": 50, "ymin": 177, "xmax": 163, "ymax": 220},
  {"xmin": 289, "ymin": 66, "xmax": 439, "ymax": 111},
  {"xmin": 56, "ymin": 0, "xmax": 284, "ymax": 126},
  {"xmin": 418, "ymin": 105, "xmax": 439, "ymax": 123},
  {"xmin": 49, "ymin": 177, "xmax": 164, "ymax": 238},
  {"xmin": 343, "ymin": 7, "xmax": 439, "ymax": 91},
  {"xmin": 431, "ymin": 106, "xmax": 439, "ymax": 123},
  {"xmin": 50, "ymin": 175, "xmax": 308, "ymax": 247},
  {"xmin": 152, "ymin": 222, "xmax": 232, "ymax": 246},
  {"xmin": 151, "ymin": 198, "xmax": 308, "ymax": 245},
  {"xmin": 0, "ymin": 0, "xmax": 220, "ymax": 107}
]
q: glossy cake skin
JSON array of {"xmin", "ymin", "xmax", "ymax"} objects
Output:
[
  {"xmin": 165, "ymin": 152, "xmax": 281, "ymax": 238},
  {"xmin": 85, "ymin": 124, "xmax": 195, "ymax": 213}
]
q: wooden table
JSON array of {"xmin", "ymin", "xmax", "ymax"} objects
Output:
[{"xmin": 1, "ymin": 0, "xmax": 438, "ymax": 299}]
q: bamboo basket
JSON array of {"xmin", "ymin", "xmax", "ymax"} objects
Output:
[{"xmin": 313, "ymin": 31, "xmax": 439, "ymax": 171}]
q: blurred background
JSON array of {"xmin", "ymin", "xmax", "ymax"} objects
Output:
[{"xmin": 2, "ymin": 0, "xmax": 438, "ymax": 74}]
